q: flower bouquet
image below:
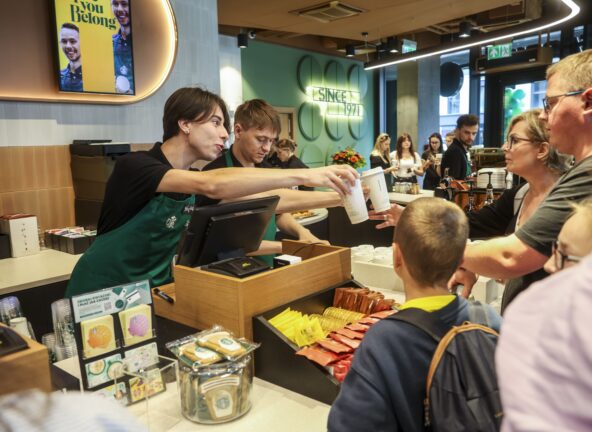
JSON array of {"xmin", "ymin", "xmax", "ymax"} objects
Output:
[{"xmin": 331, "ymin": 147, "xmax": 366, "ymax": 169}]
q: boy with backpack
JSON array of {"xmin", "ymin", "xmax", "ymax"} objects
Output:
[{"xmin": 328, "ymin": 197, "xmax": 502, "ymax": 432}]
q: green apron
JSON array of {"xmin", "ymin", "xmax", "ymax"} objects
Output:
[
  {"xmin": 65, "ymin": 193, "xmax": 194, "ymax": 298},
  {"xmin": 224, "ymin": 151, "xmax": 277, "ymax": 266}
]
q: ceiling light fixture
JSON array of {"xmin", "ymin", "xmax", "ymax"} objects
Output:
[
  {"xmin": 364, "ymin": 0, "xmax": 580, "ymax": 70},
  {"xmin": 387, "ymin": 36, "xmax": 399, "ymax": 53},
  {"xmin": 458, "ymin": 20, "xmax": 472, "ymax": 38},
  {"xmin": 345, "ymin": 44, "xmax": 356, "ymax": 57},
  {"xmin": 237, "ymin": 33, "xmax": 248, "ymax": 49}
]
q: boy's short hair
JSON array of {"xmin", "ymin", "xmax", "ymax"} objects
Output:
[
  {"xmin": 394, "ymin": 198, "xmax": 468, "ymax": 287},
  {"xmin": 234, "ymin": 99, "xmax": 281, "ymax": 134},
  {"xmin": 456, "ymin": 114, "xmax": 479, "ymax": 130},
  {"xmin": 162, "ymin": 87, "xmax": 230, "ymax": 142}
]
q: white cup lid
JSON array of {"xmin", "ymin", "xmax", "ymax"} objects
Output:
[{"xmin": 362, "ymin": 167, "xmax": 384, "ymax": 177}]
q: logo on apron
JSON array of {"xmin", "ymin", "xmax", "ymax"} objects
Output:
[{"xmin": 165, "ymin": 216, "xmax": 177, "ymax": 229}]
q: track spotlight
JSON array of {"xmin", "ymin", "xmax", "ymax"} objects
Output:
[
  {"xmin": 459, "ymin": 21, "xmax": 472, "ymax": 38},
  {"xmin": 386, "ymin": 36, "xmax": 399, "ymax": 53},
  {"xmin": 345, "ymin": 44, "xmax": 356, "ymax": 57},
  {"xmin": 237, "ymin": 33, "xmax": 248, "ymax": 48}
]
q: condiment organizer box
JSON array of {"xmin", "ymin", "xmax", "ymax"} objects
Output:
[
  {"xmin": 253, "ymin": 280, "xmax": 364, "ymax": 405},
  {"xmin": 70, "ymin": 280, "xmax": 173, "ymax": 407}
]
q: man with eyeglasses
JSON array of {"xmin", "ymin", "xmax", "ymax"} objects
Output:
[
  {"xmin": 371, "ymin": 49, "xmax": 592, "ymax": 312},
  {"xmin": 496, "ymin": 198, "xmax": 592, "ymax": 430},
  {"xmin": 199, "ymin": 99, "xmax": 340, "ymax": 265},
  {"xmin": 442, "ymin": 48, "xmax": 592, "ymax": 306}
]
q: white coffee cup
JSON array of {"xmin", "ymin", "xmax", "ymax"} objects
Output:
[
  {"xmin": 10, "ymin": 317, "xmax": 32, "ymax": 339},
  {"xmin": 342, "ymin": 178, "xmax": 368, "ymax": 224},
  {"xmin": 361, "ymin": 167, "xmax": 391, "ymax": 212}
]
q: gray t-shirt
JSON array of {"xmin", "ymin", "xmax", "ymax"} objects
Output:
[{"xmin": 503, "ymin": 155, "xmax": 592, "ymax": 311}]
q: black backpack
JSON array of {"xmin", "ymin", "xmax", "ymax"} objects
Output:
[{"xmin": 389, "ymin": 303, "xmax": 502, "ymax": 432}]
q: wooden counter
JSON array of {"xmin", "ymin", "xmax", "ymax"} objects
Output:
[
  {"xmin": 0, "ymin": 324, "xmax": 51, "ymax": 396},
  {"xmin": 153, "ymin": 240, "xmax": 351, "ymax": 339}
]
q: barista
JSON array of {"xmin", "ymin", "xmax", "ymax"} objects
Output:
[
  {"xmin": 65, "ymin": 87, "xmax": 357, "ymax": 298},
  {"xmin": 199, "ymin": 99, "xmax": 339, "ymax": 265}
]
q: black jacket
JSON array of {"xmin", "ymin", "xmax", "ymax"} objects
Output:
[
  {"xmin": 441, "ymin": 139, "xmax": 469, "ymax": 180},
  {"xmin": 328, "ymin": 296, "xmax": 501, "ymax": 432}
]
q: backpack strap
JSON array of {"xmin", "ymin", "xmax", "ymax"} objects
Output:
[{"xmin": 387, "ymin": 308, "xmax": 452, "ymax": 342}]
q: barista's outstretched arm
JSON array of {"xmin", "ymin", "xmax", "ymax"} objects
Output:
[{"xmin": 157, "ymin": 165, "xmax": 357, "ymax": 200}]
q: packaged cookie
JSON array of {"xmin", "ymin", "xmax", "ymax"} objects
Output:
[
  {"xmin": 181, "ymin": 342, "xmax": 222, "ymax": 366},
  {"xmin": 197, "ymin": 331, "xmax": 246, "ymax": 357},
  {"xmin": 195, "ymin": 326, "xmax": 259, "ymax": 361}
]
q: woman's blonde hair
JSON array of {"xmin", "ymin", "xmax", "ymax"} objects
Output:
[
  {"xmin": 506, "ymin": 108, "xmax": 571, "ymax": 174},
  {"xmin": 371, "ymin": 133, "xmax": 391, "ymax": 164}
]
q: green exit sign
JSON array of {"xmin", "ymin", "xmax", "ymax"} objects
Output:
[{"xmin": 487, "ymin": 43, "xmax": 512, "ymax": 60}]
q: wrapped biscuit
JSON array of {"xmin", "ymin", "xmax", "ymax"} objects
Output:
[
  {"xmin": 197, "ymin": 331, "xmax": 246, "ymax": 357},
  {"xmin": 195, "ymin": 326, "xmax": 259, "ymax": 361},
  {"xmin": 182, "ymin": 343, "xmax": 222, "ymax": 366}
]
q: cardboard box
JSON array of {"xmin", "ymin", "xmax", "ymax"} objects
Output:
[
  {"xmin": 0, "ymin": 215, "xmax": 40, "ymax": 258},
  {"xmin": 0, "ymin": 324, "xmax": 51, "ymax": 396},
  {"xmin": 153, "ymin": 241, "xmax": 351, "ymax": 339}
]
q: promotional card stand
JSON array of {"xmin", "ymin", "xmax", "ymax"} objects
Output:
[
  {"xmin": 70, "ymin": 280, "xmax": 175, "ymax": 410},
  {"xmin": 153, "ymin": 241, "xmax": 351, "ymax": 339}
]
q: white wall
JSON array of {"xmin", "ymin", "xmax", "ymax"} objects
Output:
[{"xmin": 0, "ymin": 0, "xmax": 221, "ymax": 147}]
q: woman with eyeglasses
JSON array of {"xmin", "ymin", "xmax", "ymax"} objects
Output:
[
  {"xmin": 420, "ymin": 132, "xmax": 444, "ymax": 190},
  {"xmin": 370, "ymin": 133, "xmax": 397, "ymax": 191},
  {"xmin": 390, "ymin": 133, "xmax": 424, "ymax": 185},
  {"xmin": 458, "ymin": 108, "xmax": 571, "ymax": 312}
]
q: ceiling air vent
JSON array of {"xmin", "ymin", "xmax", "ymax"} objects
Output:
[{"xmin": 291, "ymin": 1, "xmax": 366, "ymax": 23}]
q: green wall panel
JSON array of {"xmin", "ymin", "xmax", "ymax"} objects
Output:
[
  {"xmin": 298, "ymin": 102, "xmax": 323, "ymax": 140},
  {"xmin": 297, "ymin": 56, "xmax": 322, "ymax": 93},
  {"xmin": 241, "ymin": 41, "xmax": 375, "ymax": 168}
]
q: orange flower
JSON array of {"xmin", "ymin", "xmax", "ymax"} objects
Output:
[{"xmin": 350, "ymin": 156, "xmax": 359, "ymax": 163}]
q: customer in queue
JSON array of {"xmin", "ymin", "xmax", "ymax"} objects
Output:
[
  {"xmin": 497, "ymin": 199, "xmax": 592, "ymax": 431},
  {"xmin": 369, "ymin": 49, "xmax": 592, "ymax": 309},
  {"xmin": 390, "ymin": 133, "xmax": 423, "ymax": 184},
  {"xmin": 65, "ymin": 87, "xmax": 357, "ymax": 298},
  {"xmin": 328, "ymin": 198, "xmax": 501, "ymax": 432},
  {"xmin": 457, "ymin": 109, "xmax": 570, "ymax": 311},
  {"xmin": 420, "ymin": 132, "xmax": 444, "ymax": 190},
  {"xmin": 370, "ymin": 133, "xmax": 397, "ymax": 191},
  {"xmin": 199, "ymin": 99, "xmax": 334, "ymax": 265},
  {"xmin": 441, "ymin": 114, "xmax": 479, "ymax": 180}
]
